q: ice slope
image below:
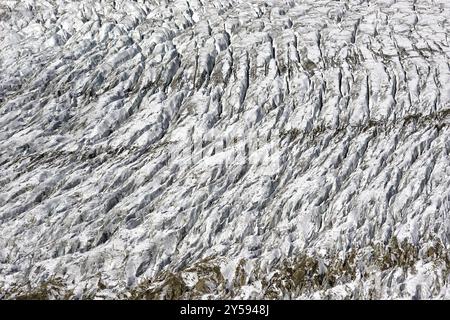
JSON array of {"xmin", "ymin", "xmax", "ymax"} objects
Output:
[{"xmin": 0, "ymin": 0, "xmax": 449, "ymax": 299}]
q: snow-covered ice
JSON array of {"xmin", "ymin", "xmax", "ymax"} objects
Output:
[{"xmin": 0, "ymin": 0, "xmax": 449, "ymax": 299}]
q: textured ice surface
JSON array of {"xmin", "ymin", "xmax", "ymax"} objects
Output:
[{"xmin": 0, "ymin": 0, "xmax": 449, "ymax": 299}]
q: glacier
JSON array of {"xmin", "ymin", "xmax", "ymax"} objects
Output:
[{"xmin": 0, "ymin": 0, "xmax": 449, "ymax": 299}]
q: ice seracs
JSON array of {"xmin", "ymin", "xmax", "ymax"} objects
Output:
[{"xmin": 0, "ymin": 0, "xmax": 449, "ymax": 299}]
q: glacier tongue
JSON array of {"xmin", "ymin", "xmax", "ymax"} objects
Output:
[{"xmin": 0, "ymin": 0, "xmax": 449, "ymax": 299}]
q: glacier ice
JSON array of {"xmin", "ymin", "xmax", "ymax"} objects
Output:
[{"xmin": 0, "ymin": 0, "xmax": 449, "ymax": 299}]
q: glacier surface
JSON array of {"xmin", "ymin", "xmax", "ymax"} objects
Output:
[{"xmin": 0, "ymin": 0, "xmax": 449, "ymax": 299}]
